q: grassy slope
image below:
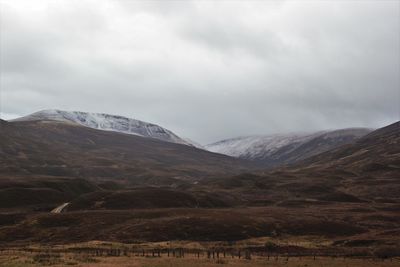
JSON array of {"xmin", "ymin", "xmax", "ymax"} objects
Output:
[
  {"xmin": 0, "ymin": 121, "xmax": 398, "ymax": 253},
  {"xmin": 0, "ymin": 120, "xmax": 255, "ymax": 183}
]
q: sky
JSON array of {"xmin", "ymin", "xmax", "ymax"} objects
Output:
[{"xmin": 0, "ymin": 0, "xmax": 399, "ymax": 144}]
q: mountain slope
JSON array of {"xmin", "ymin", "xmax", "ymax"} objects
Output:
[
  {"xmin": 206, "ymin": 128, "xmax": 372, "ymax": 166},
  {"xmin": 302, "ymin": 121, "xmax": 400, "ymax": 172},
  {"xmin": 12, "ymin": 109, "xmax": 197, "ymax": 147},
  {"xmin": 0, "ymin": 119, "xmax": 254, "ymax": 184},
  {"xmin": 210, "ymin": 121, "xmax": 400, "ymax": 205}
]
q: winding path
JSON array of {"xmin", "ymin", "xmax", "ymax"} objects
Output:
[{"xmin": 51, "ymin": 202, "xmax": 70, "ymax": 213}]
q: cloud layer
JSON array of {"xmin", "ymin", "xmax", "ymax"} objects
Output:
[{"xmin": 1, "ymin": 0, "xmax": 399, "ymax": 144}]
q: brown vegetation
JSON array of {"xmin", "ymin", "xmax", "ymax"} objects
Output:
[{"xmin": 0, "ymin": 120, "xmax": 399, "ymax": 262}]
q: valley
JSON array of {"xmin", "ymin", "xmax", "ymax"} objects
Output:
[
  {"xmin": 2, "ymin": 0, "xmax": 399, "ymax": 265},
  {"xmin": 0, "ymin": 116, "xmax": 399, "ymax": 265}
]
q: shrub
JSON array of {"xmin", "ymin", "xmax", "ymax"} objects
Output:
[
  {"xmin": 264, "ymin": 241, "xmax": 279, "ymax": 251},
  {"xmin": 33, "ymin": 253, "xmax": 62, "ymax": 265},
  {"xmin": 373, "ymin": 246, "xmax": 400, "ymax": 259},
  {"xmin": 216, "ymin": 258, "xmax": 226, "ymax": 264}
]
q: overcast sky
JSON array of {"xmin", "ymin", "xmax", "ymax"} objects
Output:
[{"xmin": 0, "ymin": 0, "xmax": 399, "ymax": 144}]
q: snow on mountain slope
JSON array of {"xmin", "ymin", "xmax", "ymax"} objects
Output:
[
  {"xmin": 206, "ymin": 133, "xmax": 319, "ymax": 158},
  {"xmin": 12, "ymin": 109, "xmax": 198, "ymax": 147},
  {"xmin": 206, "ymin": 128, "xmax": 373, "ymax": 166}
]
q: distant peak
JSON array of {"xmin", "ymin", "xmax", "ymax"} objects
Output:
[
  {"xmin": 11, "ymin": 109, "xmax": 201, "ymax": 148},
  {"xmin": 206, "ymin": 128, "xmax": 373, "ymax": 166}
]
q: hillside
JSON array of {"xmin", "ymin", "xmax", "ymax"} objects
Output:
[
  {"xmin": 209, "ymin": 121, "xmax": 400, "ymax": 205},
  {"xmin": 12, "ymin": 109, "xmax": 198, "ymax": 147},
  {"xmin": 0, "ymin": 120, "xmax": 399, "ymax": 254},
  {"xmin": 0, "ymin": 119, "xmax": 254, "ymax": 184},
  {"xmin": 302, "ymin": 121, "xmax": 400, "ymax": 172},
  {"xmin": 206, "ymin": 128, "xmax": 372, "ymax": 167}
]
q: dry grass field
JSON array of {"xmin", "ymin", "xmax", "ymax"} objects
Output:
[
  {"xmin": 0, "ymin": 252, "xmax": 399, "ymax": 267},
  {"xmin": 1, "ymin": 239, "xmax": 399, "ymax": 267}
]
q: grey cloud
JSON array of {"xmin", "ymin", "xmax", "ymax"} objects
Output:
[{"xmin": 0, "ymin": 0, "xmax": 399, "ymax": 144}]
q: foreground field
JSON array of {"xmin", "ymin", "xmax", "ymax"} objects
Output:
[
  {"xmin": 0, "ymin": 251, "xmax": 399, "ymax": 267},
  {"xmin": 1, "ymin": 238, "xmax": 399, "ymax": 267}
]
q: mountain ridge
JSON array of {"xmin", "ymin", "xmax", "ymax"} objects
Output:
[
  {"xmin": 0, "ymin": 119, "xmax": 255, "ymax": 183},
  {"xmin": 11, "ymin": 109, "xmax": 199, "ymax": 147},
  {"xmin": 206, "ymin": 128, "xmax": 373, "ymax": 166}
]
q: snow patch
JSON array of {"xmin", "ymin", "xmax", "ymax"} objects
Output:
[
  {"xmin": 206, "ymin": 129, "xmax": 371, "ymax": 160},
  {"xmin": 12, "ymin": 109, "xmax": 201, "ymax": 147}
]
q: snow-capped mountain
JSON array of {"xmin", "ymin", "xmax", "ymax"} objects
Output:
[
  {"xmin": 206, "ymin": 128, "xmax": 373, "ymax": 166},
  {"xmin": 12, "ymin": 109, "xmax": 198, "ymax": 147}
]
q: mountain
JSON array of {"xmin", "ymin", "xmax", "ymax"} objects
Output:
[
  {"xmin": 206, "ymin": 128, "xmax": 372, "ymax": 166},
  {"xmin": 0, "ymin": 119, "xmax": 254, "ymax": 185},
  {"xmin": 12, "ymin": 109, "xmax": 198, "ymax": 147},
  {"xmin": 284, "ymin": 121, "xmax": 400, "ymax": 202},
  {"xmin": 210, "ymin": 121, "xmax": 400, "ymax": 205},
  {"xmin": 301, "ymin": 121, "xmax": 400, "ymax": 172}
]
